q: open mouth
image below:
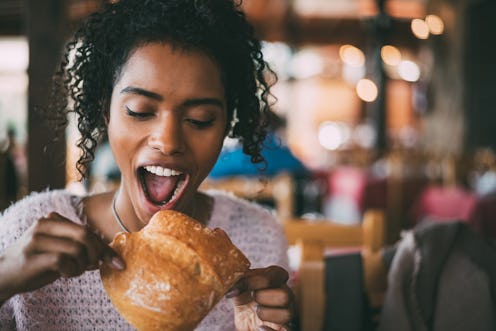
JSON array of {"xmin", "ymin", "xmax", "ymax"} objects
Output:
[{"xmin": 138, "ymin": 165, "xmax": 188, "ymax": 207}]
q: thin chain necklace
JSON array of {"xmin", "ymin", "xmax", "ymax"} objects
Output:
[
  {"xmin": 111, "ymin": 191, "xmax": 199, "ymax": 233},
  {"xmin": 111, "ymin": 190, "xmax": 130, "ymax": 233}
]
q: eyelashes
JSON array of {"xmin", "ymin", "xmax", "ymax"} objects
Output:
[
  {"xmin": 186, "ymin": 118, "xmax": 215, "ymax": 129},
  {"xmin": 126, "ymin": 106, "xmax": 152, "ymax": 119},
  {"xmin": 125, "ymin": 106, "xmax": 215, "ymax": 129}
]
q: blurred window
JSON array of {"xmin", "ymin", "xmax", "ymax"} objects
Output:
[
  {"xmin": 0, "ymin": 36, "xmax": 28, "ymax": 145},
  {"xmin": 0, "ymin": 36, "xmax": 28, "ymax": 198}
]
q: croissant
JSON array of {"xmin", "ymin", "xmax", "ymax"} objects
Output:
[{"xmin": 100, "ymin": 209, "xmax": 251, "ymax": 331}]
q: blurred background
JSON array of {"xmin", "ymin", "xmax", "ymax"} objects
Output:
[{"xmin": 1, "ymin": 0, "xmax": 496, "ymax": 245}]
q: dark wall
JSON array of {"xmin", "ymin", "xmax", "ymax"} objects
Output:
[
  {"xmin": 26, "ymin": 0, "xmax": 67, "ymax": 191},
  {"xmin": 464, "ymin": 1, "xmax": 496, "ymax": 151}
]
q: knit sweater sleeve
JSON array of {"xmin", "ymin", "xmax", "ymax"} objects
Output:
[
  {"xmin": 208, "ymin": 191, "xmax": 289, "ymax": 271},
  {"xmin": 0, "ymin": 190, "xmax": 83, "ymax": 327},
  {"xmin": 0, "ymin": 300, "xmax": 14, "ymax": 330}
]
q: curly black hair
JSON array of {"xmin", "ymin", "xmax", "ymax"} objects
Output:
[{"xmin": 50, "ymin": 0, "xmax": 275, "ymax": 179}]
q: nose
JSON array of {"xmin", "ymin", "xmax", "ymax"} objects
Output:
[{"xmin": 148, "ymin": 115, "xmax": 186, "ymax": 155}]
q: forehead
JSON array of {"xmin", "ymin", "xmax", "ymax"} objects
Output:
[{"xmin": 114, "ymin": 43, "xmax": 225, "ymax": 99}]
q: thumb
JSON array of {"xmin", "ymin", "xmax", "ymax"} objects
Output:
[
  {"xmin": 100, "ymin": 246, "xmax": 126, "ymax": 270},
  {"xmin": 226, "ymin": 276, "xmax": 252, "ymax": 306},
  {"xmin": 231, "ymin": 289, "xmax": 253, "ymax": 307}
]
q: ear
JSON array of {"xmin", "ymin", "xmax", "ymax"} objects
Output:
[
  {"xmin": 102, "ymin": 97, "xmax": 111, "ymax": 126},
  {"xmin": 103, "ymin": 111, "xmax": 110, "ymax": 126}
]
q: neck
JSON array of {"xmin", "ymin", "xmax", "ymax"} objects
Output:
[
  {"xmin": 112, "ymin": 190, "xmax": 129, "ymax": 233},
  {"xmin": 111, "ymin": 190, "xmax": 206, "ymax": 232}
]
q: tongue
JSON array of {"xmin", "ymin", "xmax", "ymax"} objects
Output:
[{"xmin": 143, "ymin": 172, "xmax": 179, "ymax": 204}]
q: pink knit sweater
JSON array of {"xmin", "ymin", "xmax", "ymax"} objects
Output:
[{"xmin": 0, "ymin": 190, "xmax": 288, "ymax": 331}]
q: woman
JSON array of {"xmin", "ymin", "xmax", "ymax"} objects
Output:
[{"xmin": 0, "ymin": 1, "xmax": 293, "ymax": 330}]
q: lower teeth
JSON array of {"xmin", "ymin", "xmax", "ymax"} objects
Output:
[{"xmin": 160, "ymin": 179, "xmax": 185, "ymax": 205}]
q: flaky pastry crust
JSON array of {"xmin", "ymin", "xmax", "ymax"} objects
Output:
[{"xmin": 100, "ymin": 210, "xmax": 251, "ymax": 331}]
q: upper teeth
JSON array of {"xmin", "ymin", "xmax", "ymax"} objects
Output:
[{"xmin": 144, "ymin": 166, "xmax": 182, "ymax": 177}]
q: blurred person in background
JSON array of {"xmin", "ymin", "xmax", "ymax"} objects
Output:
[
  {"xmin": 209, "ymin": 110, "xmax": 307, "ymax": 179},
  {"xmin": 0, "ymin": 126, "xmax": 19, "ymax": 210}
]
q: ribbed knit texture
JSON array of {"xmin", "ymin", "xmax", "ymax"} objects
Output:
[{"xmin": 0, "ymin": 189, "xmax": 288, "ymax": 331}]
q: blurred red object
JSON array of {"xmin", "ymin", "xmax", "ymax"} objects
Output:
[
  {"xmin": 410, "ymin": 185, "xmax": 478, "ymax": 225},
  {"xmin": 327, "ymin": 167, "xmax": 368, "ymax": 210},
  {"xmin": 468, "ymin": 194, "xmax": 496, "ymax": 238}
]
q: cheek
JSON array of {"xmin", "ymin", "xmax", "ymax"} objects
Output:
[
  {"xmin": 192, "ymin": 131, "xmax": 225, "ymax": 171},
  {"xmin": 107, "ymin": 119, "xmax": 134, "ymax": 169}
]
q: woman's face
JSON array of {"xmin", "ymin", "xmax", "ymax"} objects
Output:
[{"xmin": 107, "ymin": 42, "xmax": 227, "ymax": 226}]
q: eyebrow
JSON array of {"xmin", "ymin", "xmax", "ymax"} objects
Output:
[
  {"xmin": 120, "ymin": 86, "xmax": 163, "ymax": 101},
  {"xmin": 120, "ymin": 86, "xmax": 225, "ymax": 109},
  {"xmin": 182, "ymin": 98, "xmax": 225, "ymax": 109}
]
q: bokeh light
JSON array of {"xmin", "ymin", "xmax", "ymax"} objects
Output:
[
  {"xmin": 411, "ymin": 18, "xmax": 429, "ymax": 39},
  {"xmin": 398, "ymin": 60, "xmax": 420, "ymax": 82},
  {"xmin": 339, "ymin": 45, "xmax": 365, "ymax": 67},
  {"xmin": 356, "ymin": 79, "xmax": 378, "ymax": 102},
  {"xmin": 425, "ymin": 14, "xmax": 444, "ymax": 35},
  {"xmin": 289, "ymin": 49, "xmax": 323, "ymax": 79},
  {"xmin": 318, "ymin": 122, "xmax": 347, "ymax": 150},
  {"xmin": 381, "ymin": 45, "xmax": 402, "ymax": 66}
]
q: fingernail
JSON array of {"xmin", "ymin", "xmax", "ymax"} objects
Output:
[
  {"xmin": 111, "ymin": 257, "xmax": 125, "ymax": 270},
  {"xmin": 225, "ymin": 288, "xmax": 240, "ymax": 298}
]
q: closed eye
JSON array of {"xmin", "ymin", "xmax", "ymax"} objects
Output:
[
  {"xmin": 126, "ymin": 106, "xmax": 153, "ymax": 119},
  {"xmin": 186, "ymin": 118, "xmax": 215, "ymax": 129}
]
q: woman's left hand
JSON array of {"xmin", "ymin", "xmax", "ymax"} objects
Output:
[{"xmin": 227, "ymin": 265, "xmax": 294, "ymax": 331}]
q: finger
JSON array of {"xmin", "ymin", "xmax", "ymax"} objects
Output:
[
  {"xmin": 26, "ymin": 233, "xmax": 90, "ymax": 271},
  {"xmin": 245, "ymin": 266, "xmax": 289, "ymax": 291},
  {"xmin": 98, "ymin": 244, "xmax": 125, "ymax": 270},
  {"xmin": 52, "ymin": 255, "xmax": 84, "ymax": 278},
  {"xmin": 34, "ymin": 251, "xmax": 85, "ymax": 278},
  {"xmin": 259, "ymin": 322, "xmax": 293, "ymax": 331},
  {"xmin": 254, "ymin": 287, "xmax": 291, "ymax": 307},
  {"xmin": 6, "ymin": 256, "xmax": 61, "ymax": 295},
  {"xmin": 230, "ymin": 289, "xmax": 253, "ymax": 307},
  {"xmin": 79, "ymin": 232, "xmax": 102, "ymax": 269},
  {"xmin": 34, "ymin": 214, "xmax": 125, "ymax": 270},
  {"xmin": 227, "ymin": 266, "xmax": 289, "ymax": 304},
  {"xmin": 256, "ymin": 306, "xmax": 293, "ymax": 326},
  {"xmin": 226, "ymin": 274, "xmax": 249, "ymax": 298},
  {"xmin": 68, "ymin": 224, "xmax": 125, "ymax": 270},
  {"xmin": 34, "ymin": 213, "xmax": 89, "ymax": 241},
  {"xmin": 257, "ymin": 326, "xmax": 277, "ymax": 331},
  {"xmin": 62, "ymin": 226, "xmax": 125, "ymax": 271}
]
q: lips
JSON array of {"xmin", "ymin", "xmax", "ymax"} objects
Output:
[{"xmin": 138, "ymin": 165, "xmax": 189, "ymax": 207}]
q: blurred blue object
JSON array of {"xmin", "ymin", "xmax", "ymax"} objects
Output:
[{"xmin": 208, "ymin": 132, "xmax": 307, "ymax": 178}]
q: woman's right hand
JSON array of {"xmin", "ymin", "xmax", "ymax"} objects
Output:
[{"xmin": 0, "ymin": 212, "xmax": 125, "ymax": 304}]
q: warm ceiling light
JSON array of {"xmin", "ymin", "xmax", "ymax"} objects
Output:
[
  {"xmin": 381, "ymin": 45, "xmax": 401, "ymax": 66},
  {"xmin": 425, "ymin": 14, "xmax": 444, "ymax": 35},
  {"xmin": 356, "ymin": 79, "xmax": 378, "ymax": 102},
  {"xmin": 339, "ymin": 45, "xmax": 365, "ymax": 67},
  {"xmin": 411, "ymin": 18, "xmax": 429, "ymax": 39}
]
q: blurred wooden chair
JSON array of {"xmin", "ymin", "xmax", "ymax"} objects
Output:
[
  {"xmin": 284, "ymin": 210, "xmax": 388, "ymax": 331},
  {"xmin": 200, "ymin": 172, "xmax": 294, "ymax": 222}
]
